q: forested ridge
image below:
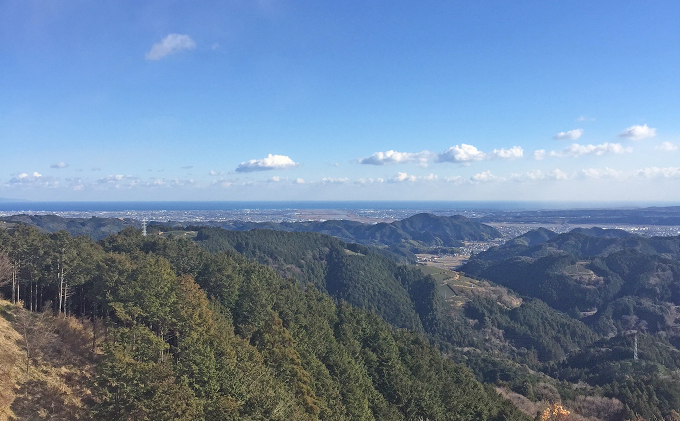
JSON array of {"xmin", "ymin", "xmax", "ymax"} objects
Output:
[
  {"xmin": 196, "ymin": 212, "xmax": 502, "ymax": 249},
  {"xmin": 193, "ymin": 228, "xmax": 600, "ymax": 367},
  {"xmin": 463, "ymin": 228, "xmax": 680, "ymax": 419},
  {"xmin": 191, "ymin": 227, "xmax": 677, "ymax": 420},
  {"xmin": 0, "ymin": 224, "xmax": 526, "ymax": 420},
  {"xmin": 1, "ymin": 212, "xmax": 501, "ymax": 249}
]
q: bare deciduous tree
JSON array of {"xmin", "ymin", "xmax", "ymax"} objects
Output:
[{"xmin": 14, "ymin": 307, "xmax": 58, "ymax": 373}]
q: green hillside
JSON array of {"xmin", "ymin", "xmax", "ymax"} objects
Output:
[{"xmin": 0, "ymin": 225, "xmax": 527, "ymax": 420}]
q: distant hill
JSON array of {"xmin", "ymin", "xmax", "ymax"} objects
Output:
[
  {"xmin": 461, "ymin": 228, "xmax": 680, "ymax": 419},
  {"xmin": 206, "ymin": 212, "xmax": 501, "ymax": 249},
  {"xmin": 462, "ymin": 229, "xmax": 680, "ymax": 335},
  {"xmin": 0, "ymin": 214, "xmax": 137, "ymax": 240},
  {"xmin": 1, "ymin": 212, "xmax": 501, "ymax": 250},
  {"xmin": 502, "ymin": 227, "xmax": 558, "ymax": 248},
  {"xmin": 569, "ymin": 227, "xmax": 634, "ymax": 238}
]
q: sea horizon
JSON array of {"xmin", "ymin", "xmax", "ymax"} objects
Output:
[{"xmin": 1, "ymin": 200, "xmax": 679, "ymax": 213}]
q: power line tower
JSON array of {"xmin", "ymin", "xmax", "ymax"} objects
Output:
[
  {"xmin": 634, "ymin": 333, "xmax": 638, "ymax": 360},
  {"xmin": 142, "ymin": 218, "xmax": 147, "ymax": 237}
]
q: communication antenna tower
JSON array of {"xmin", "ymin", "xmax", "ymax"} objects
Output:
[
  {"xmin": 634, "ymin": 333, "xmax": 638, "ymax": 360},
  {"xmin": 142, "ymin": 218, "xmax": 147, "ymax": 237}
]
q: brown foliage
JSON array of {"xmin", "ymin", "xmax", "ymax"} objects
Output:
[
  {"xmin": 0, "ymin": 300, "xmax": 95, "ymax": 420},
  {"xmin": 570, "ymin": 395, "xmax": 624, "ymax": 421}
]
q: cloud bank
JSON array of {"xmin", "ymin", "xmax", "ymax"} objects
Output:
[
  {"xmin": 361, "ymin": 144, "xmax": 523, "ymax": 166},
  {"xmin": 535, "ymin": 143, "xmax": 632, "ymax": 159}
]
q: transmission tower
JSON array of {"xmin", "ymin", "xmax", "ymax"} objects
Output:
[
  {"xmin": 142, "ymin": 218, "xmax": 147, "ymax": 237},
  {"xmin": 634, "ymin": 333, "xmax": 638, "ymax": 360}
]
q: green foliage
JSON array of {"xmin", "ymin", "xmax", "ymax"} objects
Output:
[
  {"xmin": 0, "ymin": 224, "xmax": 527, "ymax": 420},
  {"xmin": 465, "ymin": 297, "xmax": 599, "ymax": 363},
  {"xmin": 463, "ymin": 229, "xmax": 680, "ymax": 418}
]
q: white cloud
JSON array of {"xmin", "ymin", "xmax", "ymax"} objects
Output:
[
  {"xmin": 96, "ymin": 175, "xmax": 140, "ymax": 189},
  {"xmin": 510, "ymin": 169, "xmax": 570, "ymax": 182},
  {"xmin": 489, "ymin": 146, "xmax": 523, "ymax": 159},
  {"xmin": 553, "ymin": 129, "xmax": 583, "ymax": 140},
  {"xmin": 356, "ymin": 178, "xmax": 384, "ymax": 184},
  {"xmin": 98, "ymin": 174, "xmax": 125, "ymax": 183},
  {"xmin": 444, "ymin": 175, "xmax": 463, "ymax": 183},
  {"xmin": 360, "ymin": 144, "xmax": 523, "ymax": 167},
  {"xmin": 7, "ymin": 171, "xmax": 58, "ymax": 188},
  {"xmin": 470, "ymin": 170, "xmax": 497, "ymax": 182},
  {"xmin": 619, "ymin": 124, "xmax": 656, "ymax": 140},
  {"xmin": 437, "ymin": 144, "xmax": 523, "ymax": 163},
  {"xmin": 236, "ymin": 154, "xmax": 299, "ymax": 172},
  {"xmin": 634, "ymin": 167, "xmax": 680, "ymax": 179},
  {"xmin": 321, "ymin": 177, "xmax": 350, "ymax": 184},
  {"xmin": 386, "ymin": 172, "xmax": 439, "ymax": 183},
  {"xmin": 359, "ymin": 150, "xmax": 432, "ymax": 166},
  {"xmin": 576, "ymin": 116, "xmax": 595, "ymax": 122},
  {"xmin": 269, "ymin": 176, "xmax": 281, "ymax": 182},
  {"xmin": 9, "ymin": 172, "xmax": 41, "ymax": 182},
  {"xmin": 656, "ymin": 141, "xmax": 678, "ymax": 152},
  {"xmin": 50, "ymin": 162, "xmax": 69, "ymax": 169},
  {"xmin": 209, "ymin": 170, "xmax": 224, "ymax": 176},
  {"xmin": 146, "ymin": 34, "xmax": 196, "ymax": 61},
  {"xmin": 549, "ymin": 142, "xmax": 632, "ymax": 158},
  {"xmin": 579, "ymin": 167, "xmax": 624, "ymax": 179},
  {"xmin": 533, "ymin": 149, "xmax": 547, "ymax": 160},
  {"xmin": 551, "ymin": 169, "xmax": 570, "ymax": 180},
  {"xmin": 437, "ymin": 144, "xmax": 486, "ymax": 163},
  {"xmin": 293, "ymin": 178, "xmax": 305, "ymax": 184},
  {"xmin": 142, "ymin": 178, "xmax": 195, "ymax": 188},
  {"xmin": 390, "ymin": 172, "xmax": 417, "ymax": 182}
]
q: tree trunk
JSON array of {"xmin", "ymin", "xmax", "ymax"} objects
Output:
[
  {"xmin": 62, "ymin": 280, "xmax": 69, "ymax": 316},
  {"xmin": 92, "ymin": 316, "xmax": 97, "ymax": 353},
  {"xmin": 58, "ymin": 263, "xmax": 64, "ymax": 315},
  {"xmin": 11, "ymin": 265, "xmax": 16, "ymax": 304}
]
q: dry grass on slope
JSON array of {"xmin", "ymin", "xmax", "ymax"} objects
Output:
[{"xmin": 0, "ymin": 300, "xmax": 96, "ymax": 421}]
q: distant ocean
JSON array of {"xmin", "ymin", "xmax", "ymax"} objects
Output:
[{"xmin": 0, "ymin": 200, "xmax": 672, "ymax": 213}]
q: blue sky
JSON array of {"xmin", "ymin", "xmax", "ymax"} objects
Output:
[{"xmin": 1, "ymin": 1, "xmax": 679, "ymax": 202}]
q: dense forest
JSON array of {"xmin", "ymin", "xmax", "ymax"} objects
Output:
[
  {"xmin": 0, "ymin": 224, "xmax": 526, "ymax": 420},
  {"xmin": 3, "ymin": 218, "xmax": 680, "ymax": 419},
  {"xmin": 462, "ymin": 228, "xmax": 680, "ymax": 419}
]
